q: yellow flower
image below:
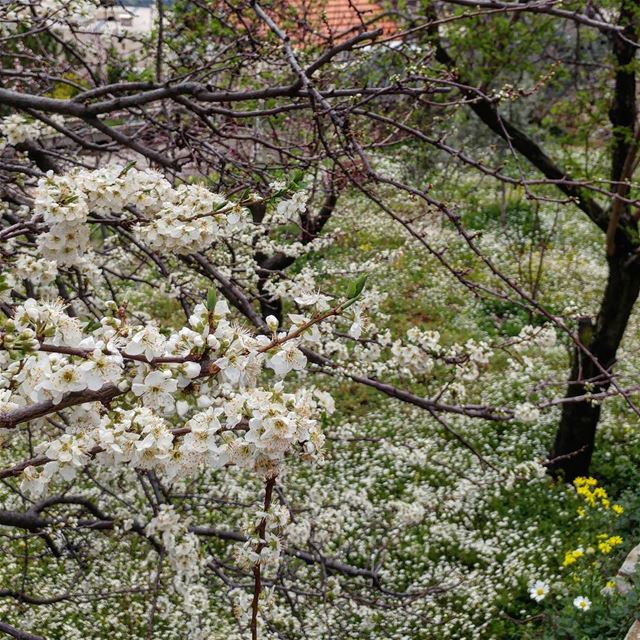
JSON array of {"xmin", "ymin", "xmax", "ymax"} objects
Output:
[
  {"xmin": 577, "ymin": 507, "xmax": 586, "ymax": 518},
  {"xmin": 613, "ymin": 504, "xmax": 624, "ymax": 515},
  {"xmin": 597, "ymin": 535, "xmax": 622, "ymax": 554},
  {"xmin": 574, "ymin": 477, "xmax": 616, "ymax": 510},
  {"xmin": 563, "ymin": 548, "xmax": 584, "ymax": 567},
  {"xmin": 574, "ymin": 476, "xmax": 597, "ymax": 488},
  {"xmin": 576, "ymin": 484, "xmax": 597, "ymax": 506}
]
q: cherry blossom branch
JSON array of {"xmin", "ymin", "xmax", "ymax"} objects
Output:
[
  {"xmin": 0, "ymin": 499, "xmax": 378, "ymax": 580},
  {"xmin": 191, "ymin": 252, "xmax": 515, "ymax": 424},
  {"xmin": 0, "ymin": 296, "xmax": 351, "ymax": 433},
  {"xmin": 37, "ymin": 343, "xmax": 194, "ymax": 364},
  {"xmin": 192, "ymin": 526, "xmax": 378, "ymax": 579},
  {"xmin": 0, "ymin": 621, "xmax": 45, "ymax": 640},
  {"xmin": 0, "ymin": 384, "xmax": 121, "ymax": 431}
]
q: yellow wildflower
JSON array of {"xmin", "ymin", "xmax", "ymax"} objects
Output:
[
  {"xmin": 563, "ymin": 548, "xmax": 584, "ymax": 567},
  {"xmin": 613, "ymin": 504, "xmax": 624, "ymax": 515},
  {"xmin": 597, "ymin": 535, "xmax": 622, "ymax": 555},
  {"xmin": 574, "ymin": 476, "xmax": 597, "ymax": 488},
  {"xmin": 574, "ymin": 477, "xmax": 615, "ymax": 510}
]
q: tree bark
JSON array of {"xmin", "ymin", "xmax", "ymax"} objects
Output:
[
  {"xmin": 548, "ymin": 0, "xmax": 640, "ymax": 480},
  {"xmin": 548, "ymin": 253, "xmax": 640, "ymax": 480},
  {"xmin": 251, "ymin": 192, "xmax": 338, "ymax": 323},
  {"xmin": 428, "ymin": 0, "xmax": 640, "ymax": 479}
]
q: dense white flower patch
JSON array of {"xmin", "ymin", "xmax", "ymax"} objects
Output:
[{"xmin": 30, "ymin": 164, "xmax": 245, "ymax": 266}]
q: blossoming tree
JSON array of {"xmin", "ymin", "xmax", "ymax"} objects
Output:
[{"xmin": 1, "ymin": 1, "xmax": 640, "ymax": 638}]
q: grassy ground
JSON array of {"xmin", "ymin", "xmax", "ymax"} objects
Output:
[
  {"xmin": 283, "ymin": 184, "xmax": 640, "ymax": 638},
  {"xmin": 3, "ymin": 179, "xmax": 640, "ymax": 639}
]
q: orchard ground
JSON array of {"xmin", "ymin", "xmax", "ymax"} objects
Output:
[{"xmin": 3, "ymin": 171, "xmax": 640, "ymax": 639}]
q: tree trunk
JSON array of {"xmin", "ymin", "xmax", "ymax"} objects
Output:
[
  {"xmin": 250, "ymin": 193, "xmax": 338, "ymax": 323},
  {"xmin": 548, "ymin": 253, "xmax": 640, "ymax": 480},
  {"xmin": 550, "ymin": 0, "xmax": 639, "ymax": 480}
]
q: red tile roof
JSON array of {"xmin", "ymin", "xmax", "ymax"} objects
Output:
[{"xmin": 286, "ymin": 1, "xmax": 396, "ymax": 42}]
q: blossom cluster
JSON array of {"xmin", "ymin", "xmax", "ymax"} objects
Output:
[
  {"xmin": 236, "ymin": 503, "xmax": 291, "ymax": 573},
  {"xmin": 0, "ymin": 114, "xmax": 63, "ymax": 150},
  {"xmin": 0, "ymin": 294, "xmax": 336, "ymax": 495},
  {"xmin": 146, "ymin": 505, "xmax": 203, "ymax": 595},
  {"xmin": 32, "ymin": 164, "xmax": 245, "ymax": 267}
]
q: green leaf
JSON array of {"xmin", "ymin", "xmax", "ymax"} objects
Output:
[
  {"xmin": 353, "ymin": 274, "xmax": 368, "ymax": 298},
  {"xmin": 347, "ymin": 274, "xmax": 368, "ymax": 299},
  {"xmin": 83, "ymin": 318, "xmax": 102, "ymax": 333},
  {"xmin": 118, "ymin": 161, "xmax": 137, "ymax": 178},
  {"xmin": 287, "ymin": 169, "xmax": 305, "ymax": 189},
  {"xmin": 206, "ymin": 287, "xmax": 217, "ymax": 311}
]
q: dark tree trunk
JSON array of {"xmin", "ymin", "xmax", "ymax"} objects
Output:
[
  {"xmin": 548, "ymin": 254, "xmax": 640, "ymax": 480},
  {"xmin": 250, "ymin": 193, "xmax": 338, "ymax": 323},
  {"xmin": 549, "ymin": 0, "xmax": 640, "ymax": 480},
  {"xmin": 17, "ymin": 141, "xmax": 59, "ymax": 173},
  {"xmin": 428, "ymin": 0, "xmax": 640, "ymax": 481}
]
